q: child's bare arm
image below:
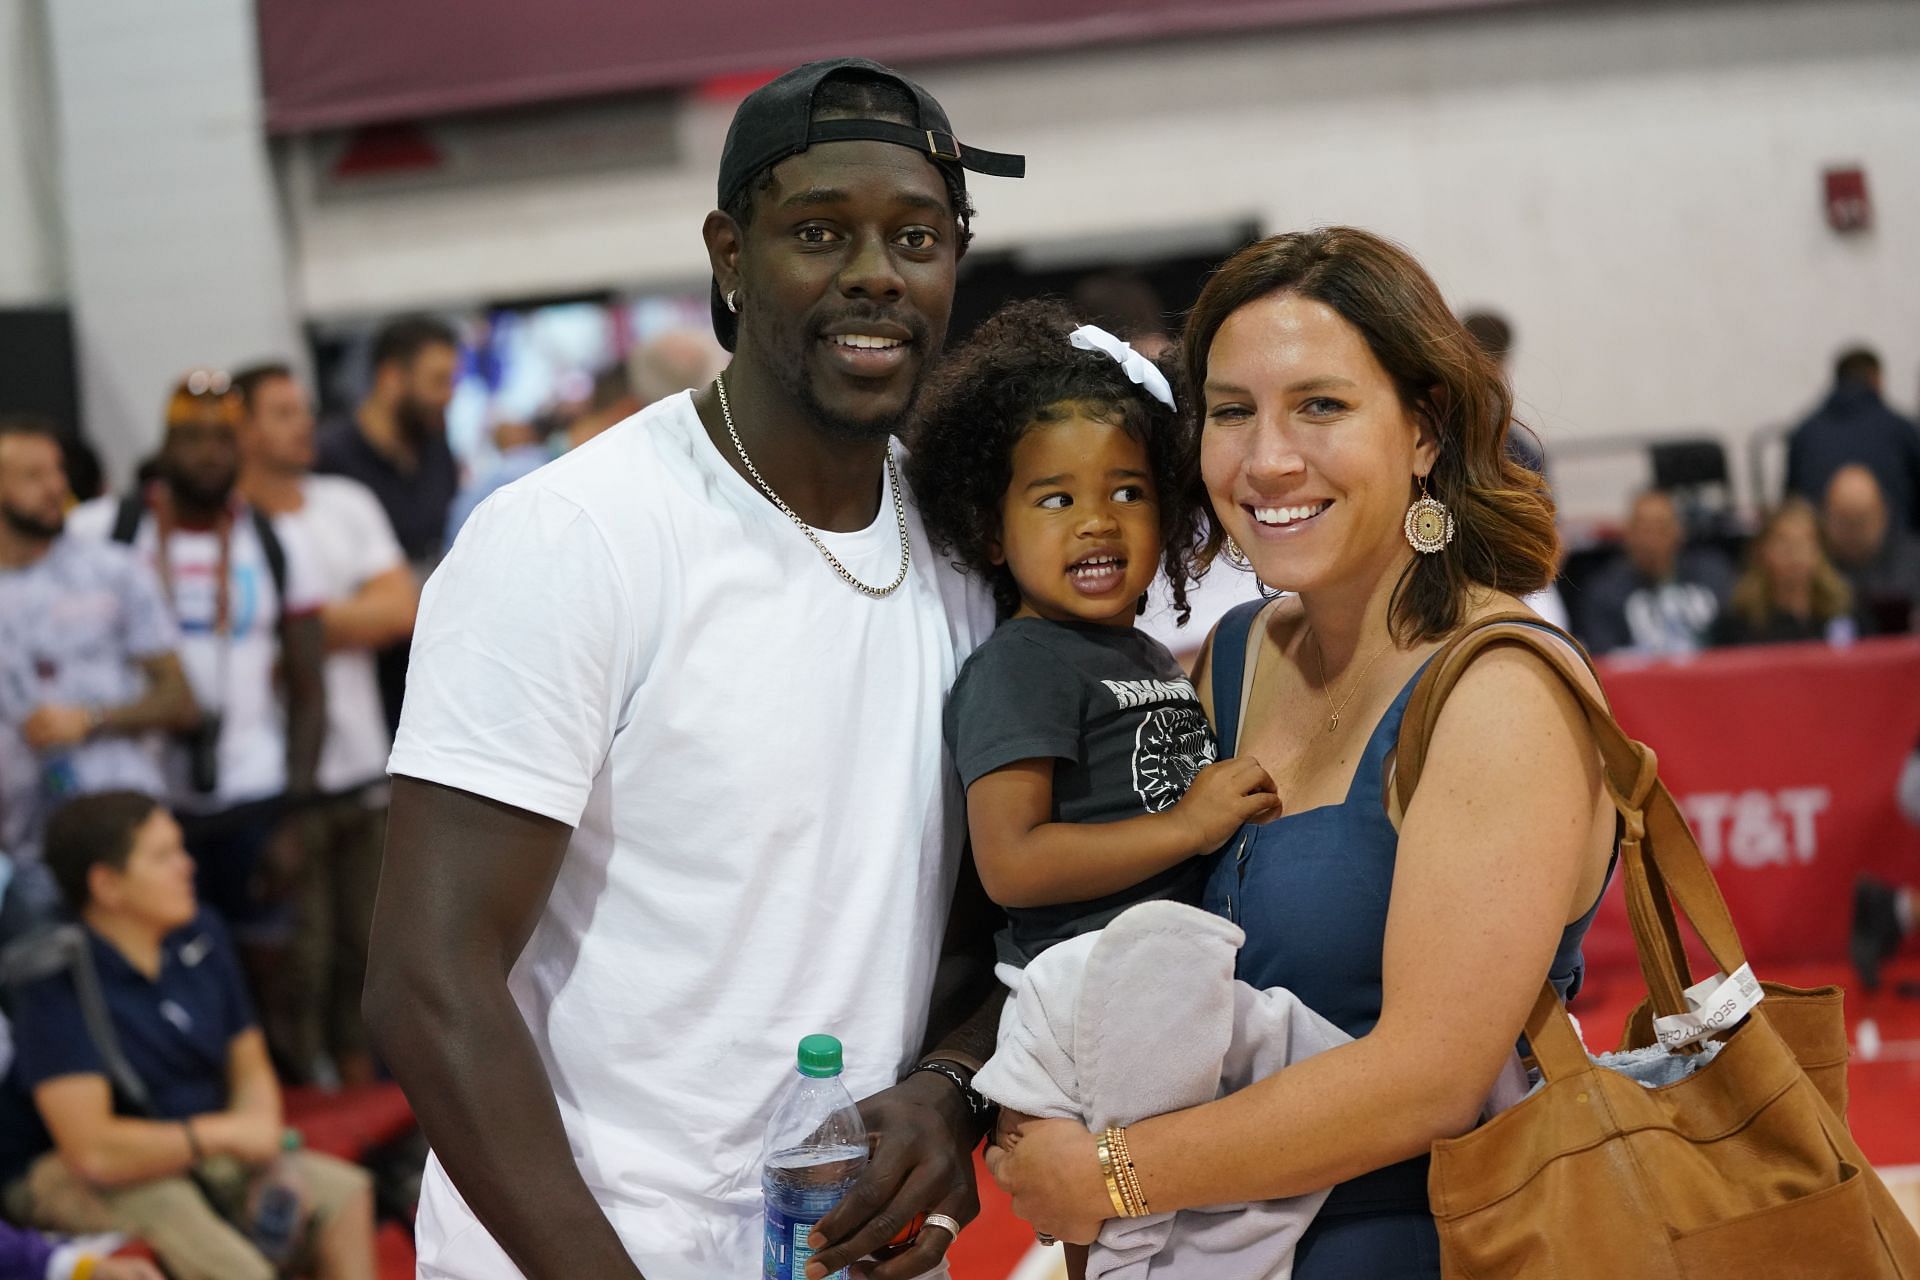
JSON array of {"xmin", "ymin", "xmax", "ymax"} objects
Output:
[{"xmin": 968, "ymin": 756, "xmax": 1278, "ymax": 908}]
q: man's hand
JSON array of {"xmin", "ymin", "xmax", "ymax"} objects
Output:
[
  {"xmin": 804, "ymin": 1070, "xmax": 980, "ymax": 1279},
  {"xmin": 197, "ymin": 1110, "xmax": 283, "ymax": 1166},
  {"xmin": 96, "ymin": 1258, "xmax": 168, "ymax": 1280},
  {"xmin": 22, "ymin": 703, "xmax": 92, "ymax": 750}
]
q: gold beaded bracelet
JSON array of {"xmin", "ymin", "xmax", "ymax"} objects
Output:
[{"xmin": 1107, "ymin": 1125, "xmax": 1151, "ymax": 1216}]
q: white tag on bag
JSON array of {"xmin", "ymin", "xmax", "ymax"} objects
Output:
[{"xmin": 1651, "ymin": 963, "xmax": 1764, "ymax": 1049}]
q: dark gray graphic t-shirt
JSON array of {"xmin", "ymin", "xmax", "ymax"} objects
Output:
[{"xmin": 944, "ymin": 617, "xmax": 1218, "ymax": 967}]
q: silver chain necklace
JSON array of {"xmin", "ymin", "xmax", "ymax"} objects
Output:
[{"xmin": 712, "ymin": 374, "xmax": 911, "ymax": 598}]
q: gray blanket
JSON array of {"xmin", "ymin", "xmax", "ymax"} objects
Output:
[{"xmin": 974, "ymin": 901, "xmax": 1352, "ymax": 1280}]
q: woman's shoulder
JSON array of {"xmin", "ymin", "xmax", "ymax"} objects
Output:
[{"xmin": 1440, "ymin": 593, "xmax": 1605, "ymax": 722}]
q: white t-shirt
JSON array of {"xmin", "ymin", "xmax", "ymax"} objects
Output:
[
  {"xmin": 274, "ymin": 475, "xmax": 405, "ymax": 795},
  {"xmin": 68, "ymin": 497, "xmax": 326, "ymax": 812},
  {"xmin": 389, "ymin": 392, "xmax": 994, "ymax": 1280}
]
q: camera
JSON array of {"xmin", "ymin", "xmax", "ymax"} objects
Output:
[{"xmin": 182, "ymin": 712, "xmax": 223, "ymax": 795}]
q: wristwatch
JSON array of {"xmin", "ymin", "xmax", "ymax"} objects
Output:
[{"xmin": 909, "ymin": 1058, "xmax": 998, "ymax": 1130}]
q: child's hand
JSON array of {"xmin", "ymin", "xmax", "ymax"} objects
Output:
[{"xmin": 1173, "ymin": 756, "xmax": 1281, "ymax": 851}]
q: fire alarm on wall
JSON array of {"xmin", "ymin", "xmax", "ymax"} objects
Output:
[{"xmin": 1824, "ymin": 166, "xmax": 1872, "ymax": 233}]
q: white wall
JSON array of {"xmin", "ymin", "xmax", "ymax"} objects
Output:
[
  {"xmin": 46, "ymin": 0, "xmax": 301, "ymax": 484},
  {"xmin": 0, "ymin": 0, "xmax": 62, "ymax": 305},
  {"xmin": 284, "ymin": 0, "xmax": 1920, "ymax": 519}
]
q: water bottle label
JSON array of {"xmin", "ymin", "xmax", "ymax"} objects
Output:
[
  {"xmin": 763, "ymin": 1145, "xmax": 862, "ymax": 1280},
  {"xmin": 763, "ymin": 1201, "xmax": 845, "ymax": 1280}
]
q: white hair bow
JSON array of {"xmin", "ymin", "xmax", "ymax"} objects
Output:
[{"xmin": 1068, "ymin": 324, "xmax": 1176, "ymax": 410}]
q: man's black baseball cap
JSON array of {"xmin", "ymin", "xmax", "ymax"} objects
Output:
[{"xmin": 709, "ymin": 57, "xmax": 1025, "ymax": 351}]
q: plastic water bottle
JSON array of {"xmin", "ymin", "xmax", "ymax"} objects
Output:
[
  {"xmin": 41, "ymin": 751, "xmax": 79, "ymax": 802},
  {"xmin": 250, "ymin": 1128, "xmax": 308, "ymax": 1266},
  {"xmin": 762, "ymin": 1034, "xmax": 868, "ymax": 1280}
]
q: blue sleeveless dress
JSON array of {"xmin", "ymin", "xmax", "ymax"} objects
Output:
[{"xmin": 1200, "ymin": 600, "xmax": 1611, "ymax": 1279}]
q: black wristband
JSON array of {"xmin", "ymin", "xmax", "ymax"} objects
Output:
[{"xmin": 909, "ymin": 1059, "xmax": 997, "ymax": 1130}]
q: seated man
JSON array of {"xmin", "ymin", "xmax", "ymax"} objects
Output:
[
  {"xmin": 1578, "ymin": 489, "xmax": 1734, "ymax": 656},
  {"xmin": 1824, "ymin": 464, "xmax": 1920, "ymax": 635},
  {"xmin": 2, "ymin": 792, "xmax": 374, "ymax": 1280}
]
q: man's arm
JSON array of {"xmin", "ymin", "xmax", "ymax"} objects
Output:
[
  {"xmin": 35, "ymin": 1076, "xmax": 202, "ymax": 1187},
  {"xmin": 363, "ymin": 777, "xmax": 643, "ymax": 1279},
  {"xmin": 279, "ymin": 613, "xmax": 326, "ymax": 797},
  {"xmin": 218, "ymin": 1027, "xmax": 283, "ymax": 1147},
  {"xmin": 33, "ymin": 1053, "xmax": 280, "ymax": 1190},
  {"xmin": 111, "ymin": 652, "xmax": 201, "ymax": 735},
  {"xmin": 918, "ymin": 848, "xmax": 1007, "ymax": 1069},
  {"xmin": 806, "ymin": 850, "xmax": 1007, "ymax": 1280},
  {"xmin": 18, "ymin": 653, "xmax": 199, "ymax": 751},
  {"xmin": 320, "ymin": 565, "xmax": 418, "ymax": 653}
]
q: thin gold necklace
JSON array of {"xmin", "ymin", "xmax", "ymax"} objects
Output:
[
  {"xmin": 1306, "ymin": 625, "xmax": 1398, "ymax": 734},
  {"xmin": 712, "ymin": 374, "xmax": 911, "ymax": 598}
]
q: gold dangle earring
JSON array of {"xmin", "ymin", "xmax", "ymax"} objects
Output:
[{"xmin": 1404, "ymin": 475, "xmax": 1455, "ymax": 554}]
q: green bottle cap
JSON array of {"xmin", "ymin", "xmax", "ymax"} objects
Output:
[{"xmin": 796, "ymin": 1034, "xmax": 843, "ymax": 1078}]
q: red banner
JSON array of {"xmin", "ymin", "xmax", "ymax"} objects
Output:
[{"xmin": 1582, "ymin": 637, "xmax": 1920, "ymax": 975}]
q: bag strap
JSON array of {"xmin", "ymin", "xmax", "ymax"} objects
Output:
[
  {"xmin": 1391, "ymin": 613, "xmax": 1749, "ymax": 1023},
  {"xmin": 67, "ymin": 929, "xmax": 157, "ymax": 1116},
  {"xmin": 1, "ymin": 926, "xmax": 156, "ymax": 1115},
  {"xmin": 1209, "ymin": 599, "xmax": 1268, "ymax": 756},
  {"xmin": 249, "ymin": 508, "xmax": 290, "ymax": 628},
  {"xmin": 110, "ymin": 491, "xmax": 145, "ymax": 545}
]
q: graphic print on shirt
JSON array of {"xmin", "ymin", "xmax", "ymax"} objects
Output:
[
  {"xmin": 173, "ymin": 563, "xmax": 264, "ymax": 637},
  {"xmin": 1130, "ymin": 705, "xmax": 1216, "ymax": 812},
  {"xmin": 1101, "ymin": 676, "xmax": 1199, "ymax": 710}
]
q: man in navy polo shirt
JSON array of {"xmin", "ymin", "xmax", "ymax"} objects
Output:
[{"xmin": 2, "ymin": 792, "xmax": 375, "ymax": 1280}]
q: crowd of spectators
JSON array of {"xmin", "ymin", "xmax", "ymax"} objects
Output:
[
  {"xmin": 1569, "ymin": 346, "xmax": 1920, "ymax": 658},
  {"xmin": 0, "ymin": 319, "xmax": 719, "ymax": 1274}
]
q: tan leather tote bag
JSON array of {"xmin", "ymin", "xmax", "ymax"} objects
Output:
[{"xmin": 1392, "ymin": 616, "xmax": 1920, "ymax": 1278}]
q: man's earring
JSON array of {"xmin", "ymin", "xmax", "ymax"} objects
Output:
[{"xmin": 725, "ymin": 289, "xmax": 739, "ymax": 314}]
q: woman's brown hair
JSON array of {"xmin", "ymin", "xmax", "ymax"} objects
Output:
[
  {"xmin": 1181, "ymin": 227, "xmax": 1559, "ymax": 644},
  {"xmin": 1727, "ymin": 497, "xmax": 1852, "ymax": 629}
]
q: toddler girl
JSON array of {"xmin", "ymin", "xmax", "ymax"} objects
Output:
[{"xmin": 908, "ymin": 299, "xmax": 1278, "ymax": 972}]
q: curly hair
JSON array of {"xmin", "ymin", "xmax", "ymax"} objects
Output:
[{"xmin": 906, "ymin": 298, "xmax": 1206, "ymax": 623}]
